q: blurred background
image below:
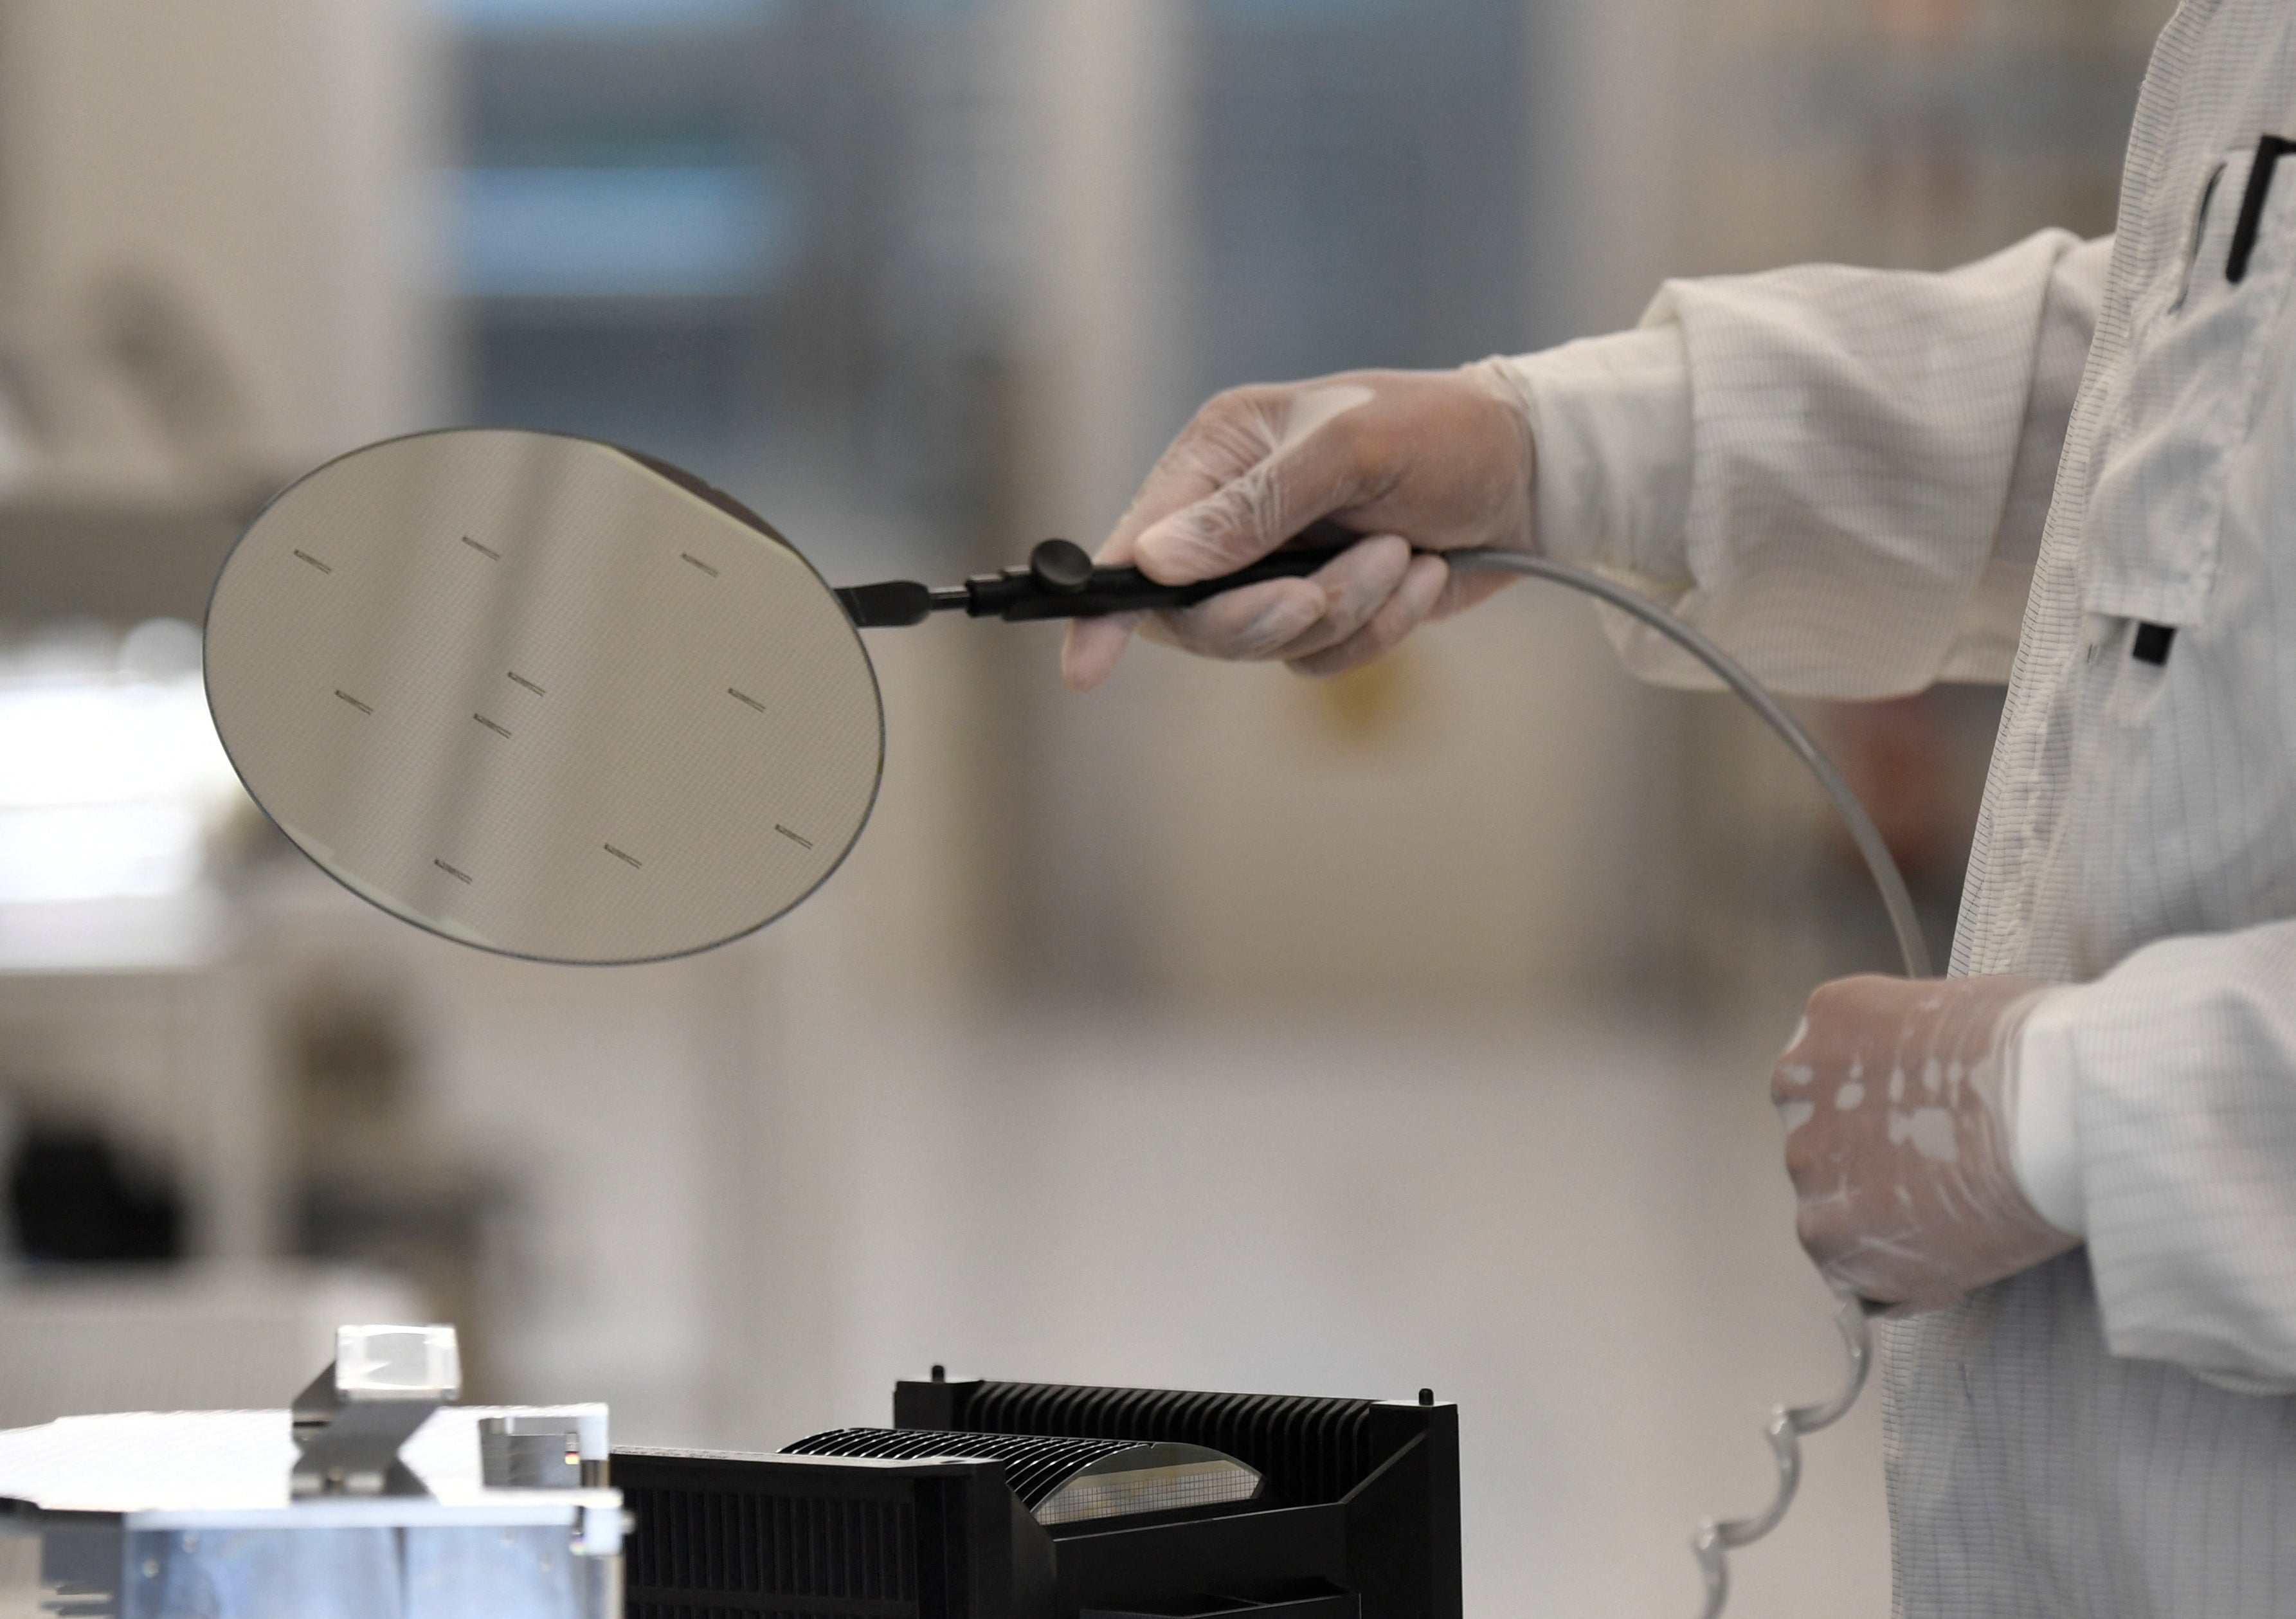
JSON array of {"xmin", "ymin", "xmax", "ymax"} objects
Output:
[{"xmin": 0, "ymin": 0, "xmax": 2171, "ymax": 1614}]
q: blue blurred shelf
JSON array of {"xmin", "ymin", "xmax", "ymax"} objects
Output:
[{"xmin": 451, "ymin": 165, "xmax": 802, "ymax": 300}]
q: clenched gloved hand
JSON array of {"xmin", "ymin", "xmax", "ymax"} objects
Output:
[
  {"xmin": 1060, "ymin": 365, "xmax": 1537, "ymax": 689},
  {"xmin": 1773, "ymin": 974, "xmax": 2081, "ymax": 1311}
]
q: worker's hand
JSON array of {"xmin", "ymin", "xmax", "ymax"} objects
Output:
[
  {"xmin": 1060, "ymin": 364, "xmax": 1536, "ymax": 689},
  {"xmin": 1773, "ymin": 974, "xmax": 2080, "ymax": 1311}
]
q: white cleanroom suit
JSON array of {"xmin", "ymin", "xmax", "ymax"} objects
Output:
[{"xmin": 1510, "ymin": 2, "xmax": 2296, "ymax": 1610}]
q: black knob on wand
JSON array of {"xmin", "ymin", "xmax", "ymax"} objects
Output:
[{"xmin": 1028, "ymin": 539, "xmax": 1096, "ymax": 594}]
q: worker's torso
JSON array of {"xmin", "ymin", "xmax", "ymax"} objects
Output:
[
  {"xmin": 1897, "ymin": 5, "xmax": 2296, "ymax": 1614},
  {"xmin": 1965, "ymin": 0, "xmax": 2296, "ymax": 984}
]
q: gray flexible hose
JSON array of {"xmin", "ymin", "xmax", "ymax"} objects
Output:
[
  {"xmin": 1444, "ymin": 547, "xmax": 1926, "ymax": 1617},
  {"xmin": 1446, "ymin": 548, "xmax": 1931, "ymax": 981}
]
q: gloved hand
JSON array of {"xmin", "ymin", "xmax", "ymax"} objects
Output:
[
  {"xmin": 1773, "ymin": 974, "xmax": 2081, "ymax": 1310},
  {"xmin": 1060, "ymin": 364, "xmax": 1537, "ymax": 689}
]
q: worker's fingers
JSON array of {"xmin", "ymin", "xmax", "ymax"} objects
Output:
[
  {"xmin": 1140, "ymin": 535, "xmax": 1406, "ymax": 664},
  {"xmin": 1288, "ymin": 552, "xmax": 1450, "ymax": 678},
  {"xmin": 1260, "ymin": 536, "xmax": 1413, "ymax": 662},
  {"xmin": 1425, "ymin": 563, "xmax": 1518, "ymax": 624},
  {"xmin": 1064, "ymin": 541, "xmax": 1515, "ymax": 689},
  {"xmin": 1137, "ymin": 576, "xmax": 1330, "ymax": 660},
  {"xmin": 1801, "ymin": 1218, "xmax": 1960, "ymax": 1311},
  {"xmin": 1132, "ymin": 382, "xmax": 1376, "ymax": 584},
  {"xmin": 1061, "ymin": 610, "xmax": 1146, "ymax": 692},
  {"xmin": 1062, "ymin": 538, "xmax": 1401, "ymax": 685}
]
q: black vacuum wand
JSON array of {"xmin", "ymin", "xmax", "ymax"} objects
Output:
[{"xmin": 835, "ymin": 521, "xmax": 1360, "ymax": 627}]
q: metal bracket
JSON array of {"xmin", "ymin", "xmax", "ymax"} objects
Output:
[{"xmin": 289, "ymin": 1325, "xmax": 462, "ymax": 1499}]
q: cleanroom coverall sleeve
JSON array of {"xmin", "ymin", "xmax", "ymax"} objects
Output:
[
  {"xmin": 2012, "ymin": 923, "xmax": 2296, "ymax": 1392},
  {"xmin": 1504, "ymin": 228, "xmax": 2113, "ymax": 698}
]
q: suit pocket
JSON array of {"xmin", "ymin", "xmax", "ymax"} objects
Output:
[{"xmin": 2085, "ymin": 136, "xmax": 2296, "ymax": 626}]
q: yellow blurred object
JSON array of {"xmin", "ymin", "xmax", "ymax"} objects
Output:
[{"xmin": 1302, "ymin": 647, "xmax": 1421, "ymax": 751}]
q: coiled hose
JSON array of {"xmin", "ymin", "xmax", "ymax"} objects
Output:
[{"xmin": 1445, "ymin": 548, "xmax": 1928, "ymax": 1619}]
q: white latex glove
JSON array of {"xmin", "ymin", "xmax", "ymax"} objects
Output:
[
  {"xmin": 1060, "ymin": 363, "xmax": 1538, "ymax": 689},
  {"xmin": 1772, "ymin": 974, "xmax": 2082, "ymax": 1311}
]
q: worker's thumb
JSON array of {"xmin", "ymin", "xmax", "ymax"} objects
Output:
[{"xmin": 1133, "ymin": 424, "xmax": 1358, "ymax": 586}]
